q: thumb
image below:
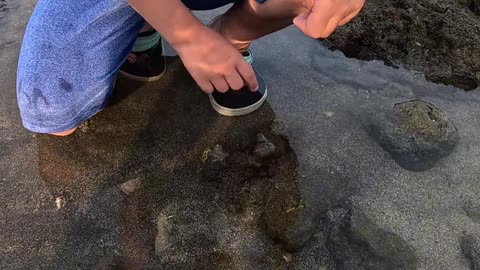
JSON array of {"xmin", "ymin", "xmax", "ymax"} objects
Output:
[{"xmin": 293, "ymin": 12, "xmax": 310, "ymax": 34}]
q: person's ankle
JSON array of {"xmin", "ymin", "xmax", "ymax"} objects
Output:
[
  {"xmin": 132, "ymin": 31, "xmax": 160, "ymax": 53},
  {"xmin": 139, "ymin": 24, "xmax": 153, "ymax": 34}
]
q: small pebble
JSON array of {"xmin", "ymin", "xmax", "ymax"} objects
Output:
[
  {"xmin": 254, "ymin": 133, "xmax": 276, "ymax": 158},
  {"xmin": 254, "ymin": 142, "xmax": 276, "ymax": 158},
  {"xmin": 211, "ymin": 144, "xmax": 229, "ymax": 162},
  {"xmin": 394, "ymin": 21, "xmax": 404, "ymax": 31},
  {"xmin": 257, "ymin": 133, "xmax": 268, "ymax": 143},
  {"xmin": 271, "ymin": 120, "xmax": 287, "ymax": 136},
  {"xmin": 55, "ymin": 197, "xmax": 63, "ymax": 209},
  {"xmin": 119, "ymin": 178, "xmax": 142, "ymax": 194},
  {"xmin": 282, "ymin": 253, "xmax": 294, "ymax": 263},
  {"xmin": 78, "ymin": 121, "xmax": 90, "ymax": 133},
  {"xmin": 323, "ymin": 111, "xmax": 335, "ymax": 118},
  {"xmin": 327, "ymin": 208, "xmax": 348, "ymax": 225},
  {"xmin": 203, "ymin": 144, "xmax": 229, "ymax": 163}
]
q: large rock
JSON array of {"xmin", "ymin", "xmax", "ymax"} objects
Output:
[
  {"xmin": 461, "ymin": 235, "xmax": 480, "ymax": 270},
  {"xmin": 319, "ymin": 206, "xmax": 418, "ymax": 270},
  {"xmin": 370, "ymin": 100, "xmax": 459, "ymax": 171},
  {"xmin": 324, "ymin": 0, "xmax": 480, "ymax": 90},
  {"xmin": 263, "ymin": 166, "xmax": 355, "ymax": 252},
  {"xmin": 464, "ymin": 200, "xmax": 480, "ymax": 224},
  {"xmin": 349, "ymin": 209, "xmax": 418, "ymax": 269}
]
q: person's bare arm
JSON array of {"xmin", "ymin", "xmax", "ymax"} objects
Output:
[
  {"xmin": 128, "ymin": 0, "xmax": 258, "ymax": 93},
  {"xmin": 128, "ymin": 0, "xmax": 202, "ymax": 48}
]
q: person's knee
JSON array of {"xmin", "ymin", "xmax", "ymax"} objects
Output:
[{"xmin": 49, "ymin": 127, "xmax": 78, "ymax": 137}]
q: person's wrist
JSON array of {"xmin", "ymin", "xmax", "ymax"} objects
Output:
[{"xmin": 169, "ymin": 23, "xmax": 209, "ymax": 52}]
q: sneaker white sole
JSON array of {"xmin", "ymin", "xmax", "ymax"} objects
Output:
[
  {"xmin": 209, "ymin": 84, "xmax": 268, "ymax": 117},
  {"xmin": 118, "ymin": 55, "xmax": 166, "ymax": 82},
  {"xmin": 118, "ymin": 68, "xmax": 166, "ymax": 82}
]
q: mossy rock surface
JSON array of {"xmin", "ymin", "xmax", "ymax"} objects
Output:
[{"xmin": 370, "ymin": 100, "xmax": 459, "ymax": 171}]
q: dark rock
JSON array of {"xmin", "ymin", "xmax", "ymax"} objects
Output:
[
  {"xmin": 271, "ymin": 120, "xmax": 288, "ymax": 136},
  {"xmin": 263, "ymin": 167, "xmax": 356, "ymax": 252},
  {"xmin": 201, "ymin": 145, "xmax": 230, "ymax": 182},
  {"xmin": 470, "ymin": 0, "xmax": 480, "ymax": 15},
  {"xmin": 325, "ymin": 219, "xmax": 371, "ymax": 270},
  {"xmin": 264, "ymin": 199, "xmax": 319, "ymax": 252},
  {"xmin": 326, "ymin": 208, "xmax": 349, "ymax": 227},
  {"xmin": 461, "ymin": 234, "xmax": 480, "ymax": 270},
  {"xmin": 324, "ymin": 0, "xmax": 480, "ymax": 90},
  {"xmin": 254, "ymin": 133, "xmax": 277, "ymax": 159},
  {"xmin": 262, "ymin": 134, "xmax": 314, "ymax": 251},
  {"xmin": 370, "ymin": 100, "xmax": 459, "ymax": 171},
  {"xmin": 464, "ymin": 201, "xmax": 480, "ymax": 224},
  {"xmin": 282, "ymin": 253, "xmax": 294, "ymax": 263},
  {"xmin": 0, "ymin": 0, "xmax": 7, "ymax": 12},
  {"xmin": 349, "ymin": 210, "xmax": 418, "ymax": 268},
  {"xmin": 325, "ymin": 208, "xmax": 418, "ymax": 270},
  {"xmin": 203, "ymin": 144, "xmax": 229, "ymax": 163}
]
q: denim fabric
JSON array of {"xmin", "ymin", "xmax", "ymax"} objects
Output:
[{"xmin": 17, "ymin": 0, "xmax": 234, "ymax": 133}]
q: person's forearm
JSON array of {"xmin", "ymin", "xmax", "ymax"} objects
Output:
[{"xmin": 128, "ymin": 0, "xmax": 204, "ymax": 48}]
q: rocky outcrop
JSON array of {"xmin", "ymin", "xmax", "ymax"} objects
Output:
[
  {"xmin": 461, "ymin": 235, "xmax": 480, "ymax": 270},
  {"xmin": 324, "ymin": 0, "xmax": 480, "ymax": 90}
]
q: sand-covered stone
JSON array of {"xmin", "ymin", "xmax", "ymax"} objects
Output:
[
  {"xmin": 461, "ymin": 235, "xmax": 480, "ymax": 270},
  {"xmin": 370, "ymin": 100, "xmax": 459, "ymax": 171}
]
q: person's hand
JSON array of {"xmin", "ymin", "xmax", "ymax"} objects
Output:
[
  {"xmin": 293, "ymin": 0, "xmax": 365, "ymax": 39},
  {"xmin": 175, "ymin": 26, "xmax": 258, "ymax": 94}
]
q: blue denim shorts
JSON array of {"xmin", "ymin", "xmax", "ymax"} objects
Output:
[{"xmin": 17, "ymin": 0, "xmax": 235, "ymax": 133}]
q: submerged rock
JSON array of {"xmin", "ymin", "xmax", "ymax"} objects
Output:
[
  {"xmin": 0, "ymin": 0, "xmax": 7, "ymax": 11},
  {"xmin": 464, "ymin": 200, "xmax": 480, "ymax": 224},
  {"xmin": 349, "ymin": 210, "xmax": 418, "ymax": 268},
  {"xmin": 325, "ymin": 207, "xmax": 418, "ymax": 270},
  {"xmin": 264, "ymin": 199, "xmax": 318, "ymax": 251},
  {"xmin": 461, "ymin": 235, "xmax": 480, "ymax": 270},
  {"xmin": 271, "ymin": 120, "xmax": 288, "ymax": 136},
  {"xmin": 202, "ymin": 144, "xmax": 229, "ymax": 163},
  {"xmin": 254, "ymin": 134, "xmax": 277, "ymax": 159},
  {"xmin": 326, "ymin": 208, "xmax": 349, "ymax": 227},
  {"xmin": 201, "ymin": 144, "xmax": 229, "ymax": 182},
  {"xmin": 370, "ymin": 100, "xmax": 459, "ymax": 171}
]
